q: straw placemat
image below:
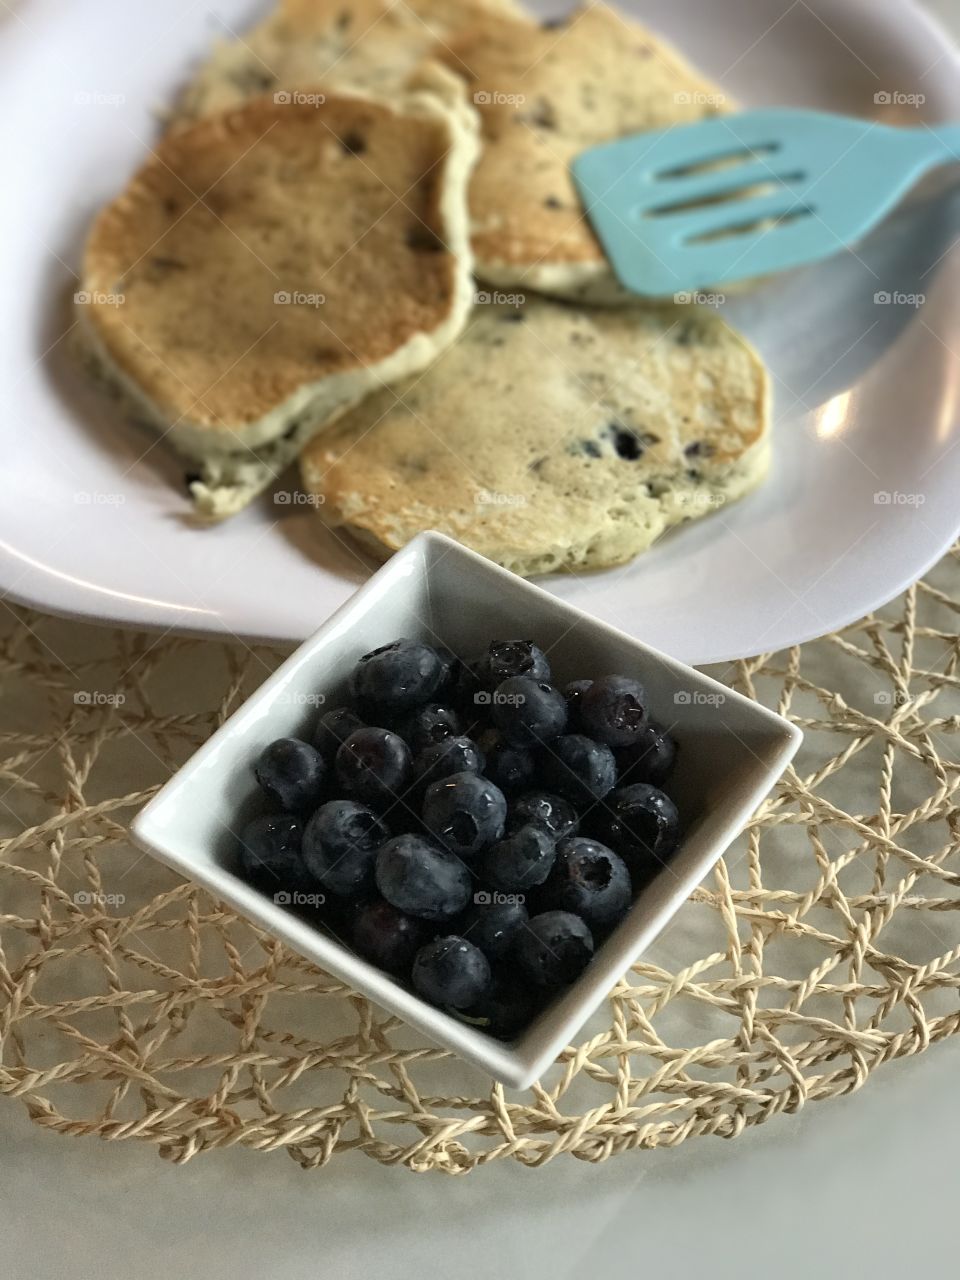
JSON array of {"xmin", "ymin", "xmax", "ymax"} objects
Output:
[{"xmin": 1, "ymin": 546, "xmax": 958, "ymax": 1172}]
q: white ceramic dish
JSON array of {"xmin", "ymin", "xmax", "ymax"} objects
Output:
[
  {"xmin": 131, "ymin": 533, "xmax": 801, "ymax": 1088},
  {"xmin": 2, "ymin": 0, "xmax": 959, "ymax": 665}
]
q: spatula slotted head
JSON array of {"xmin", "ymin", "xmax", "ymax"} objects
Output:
[{"xmin": 572, "ymin": 109, "xmax": 941, "ymax": 297}]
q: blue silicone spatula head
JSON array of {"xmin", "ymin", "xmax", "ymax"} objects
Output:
[{"xmin": 571, "ymin": 108, "xmax": 960, "ymax": 298}]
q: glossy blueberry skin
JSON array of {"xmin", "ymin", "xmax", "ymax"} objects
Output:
[
  {"xmin": 542, "ymin": 734, "xmax": 617, "ymax": 803},
  {"xmin": 478, "ymin": 730, "xmax": 536, "ymax": 795},
  {"xmin": 312, "ymin": 707, "xmax": 364, "ymax": 762},
  {"xmin": 237, "ymin": 814, "xmax": 306, "ymax": 887},
  {"xmin": 352, "ymin": 899, "xmax": 426, "ymax": 975},
  {"xmin": 456, "ymin": 897, "xmax": 528, "ymax": 963},
  {"xmin": 477, "ymin": 640, "xmax": 551, "ymax": 689},
  {"xmin": 458, "ymin": 975, "xmax": 541, "ymax": 1040},
  {"xmin": 254, "ymin": 738, "xmax": 326, "ymax": 814},
  {"xmin": 335, "ymin": 727, "xmax": 413, "ymax": 810},
  {"xmin": 543, "ymin": 837, "xmax": 632, "ymax": 933},
  {"xmin": 616, "ymin": 721, "xmax": 677, "ymax": 789},
  {"xmin": 412, "ymin": 936, "xmax": 492, "ymax": 1009},
  {"xmin": 413, "ymin": 736, "xmax": 485, "ymax": 792},
  {"xmin": 482, "ymin": 825, "xmax": 556, "ymax": 893},
  {"xmin": 302, "ymin": 799, "xmax": 389, "ymax": 897},
  {"xmin": 399, "ymin": 702, "xmax": 461, "ymax": 753},
  {"xmin": 422, "ymin": 771, "xmax": 508, "ymax": 862},
  {"xmin": 599, "ymin": 783, "xmax": 681, "ymax": 876},
  {"xmin": 375, "ymin": 834, "xmax": 472, "ymax": 921},
  {"xmin": 514, "ymin": 911, "xmax": 594, "ymax": 988},
  {"xmin": 507, "ymin": 791, "xmax": 580, "ymax": 842},
  {"xmin": 491, "ymin": 676, "xmax": 567, "ymax": 747},
  {"xmin": 578, "ymin": 674, "xmax": 648, "ymax": 748},
  {"xmin": 350, "ymin": 639, "xmax": 443, "ymax": 715}
]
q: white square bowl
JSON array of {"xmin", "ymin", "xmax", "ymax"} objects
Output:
[{"xmin": 131, "ymin": 532, "xmax": 801, "ymax": 1089}]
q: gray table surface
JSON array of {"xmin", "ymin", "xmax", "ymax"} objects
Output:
[{"xmin": 3, "ymin": 1, "xmax": 958, "ymax": 1277}]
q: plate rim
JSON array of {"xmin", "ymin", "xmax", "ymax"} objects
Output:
[{"xmin": 1, "ymin": 0, "xmax": 959, "ymax": 665}]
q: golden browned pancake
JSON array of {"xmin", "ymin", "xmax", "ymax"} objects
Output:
[
  {"xmin": 431, "ymin": 2, "xmax": 731, "ymax": 302},
  {"xmin": 300, "ymin": 297, "xmax": 771, "ymax": 575},
  {"xmin": 78, "ymin": 69, "xmax": 478, "ymax": 517},
  {"xmin": 173, "ymin": 0, "xmax": 526, "ymax": 124}
]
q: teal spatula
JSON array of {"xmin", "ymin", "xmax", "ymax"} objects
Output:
[{"xmin": 571, "ymin": 108, "xmax": 960, "ymax": 297}]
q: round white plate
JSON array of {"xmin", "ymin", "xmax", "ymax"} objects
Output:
[{"xmin": 1, "ymin": 0, "xmax": 958, "ymax": 665}]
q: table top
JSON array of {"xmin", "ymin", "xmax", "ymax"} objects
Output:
[{"xmin": 3, "ymin": 2, "xmax": 959, "ymax": 1277}]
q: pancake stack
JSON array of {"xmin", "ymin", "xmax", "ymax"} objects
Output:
[{"xmin": 78, "ymin": 0, "xmax": 770, "ymax": 571}]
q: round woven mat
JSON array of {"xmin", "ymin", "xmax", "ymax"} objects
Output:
[{"xmin": 1, "ymin": 547, "xmax": 958, "ymax": 1172}]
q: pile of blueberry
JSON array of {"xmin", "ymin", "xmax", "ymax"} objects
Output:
[{"xmin": 236, "ymin": 638, "xmax": 681, "ymax": 1040}]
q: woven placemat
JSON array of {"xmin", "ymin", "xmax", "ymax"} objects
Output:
[{"xmin": 1, "ymin": 547, "xmax": 958, "ymax": 1172}]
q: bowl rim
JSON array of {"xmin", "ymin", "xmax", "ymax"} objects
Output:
[{"xmin": 131, "ymin": 531, "xmax": 802, "ymax": 1088}]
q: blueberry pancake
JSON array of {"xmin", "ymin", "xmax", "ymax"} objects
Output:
[
  {"xmin": 78, "ymin": 68, "xmax": 478, "ymax": 519},
  {"xmin": 430, "ymin": 2, "xmax": 731, "ymax": 303},
  {"xmin": 173, "ymin": 0, "xmax": 526, "ymax": 126},
  {"xmin": 299, "ymin": 298, "xmax": 771, "ymax": 575}
]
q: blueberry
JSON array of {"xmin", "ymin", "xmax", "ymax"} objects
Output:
[
  {"xmin": 491, "ymin": 676, "xmax": 567, "ymax": 747},
  {"xmin": 399, "ymin": 702, "xmax": 461, "ymax": 753},
  {"xmin": 375, "ymin": 833, "xmax": 472, "ymax": 921},
  {"xmin": 458, "ymin": 975, "xmax": 540, "ymax": 1039},
  {"xmin": 237, "ymin": 813, "xmax": 306, "ymax": 887},
  {"xmin": 412, "ymin": 936, "xmax": 491, "ymax": 1008},
  {"xmin": 302, "ymin": 799, "xmax": 389, "ymax": 896},
  {"xmin": 599, "ymin": 783, "xmax": 681, "ymax": 876},
  {"xmin": 352, "ymin": 899, "xmax": 426, "ymax": 975},
  {"xmin": 507, "ymin": 791, "xmax": 579, "ymax": 841},
  {"xmin": 514, "ymin": 911, "xmax": 594, "ymax": 987},
  {"xmin": 616, "ymin": 721, "xmax": 677, "ymax": 788},
  {"xmin": 478, "ymin": 729, "xmax": 536, "ymax": 794},
  {"xmin": 313, "ymin": 707, "xmax": 364, "ymax": 761},
  {"xmin": 254, "ymin": 738, "xmax": 326, "ymax": 814},
  {"xmin": 350, "ymin": 639, "xmax": 442, "ymax": 714},
  {"xmin": 457, "ymin": 896, "xmax": 528, "ymax": 962},
  {"xmin": 579, "ymin": 674, "xmax": 648, "ymax": 748},
  {"xmin": 413, "ymin": 735, "xmax": 485, "ymax": 791},
  {"xmin": 542, "ymin": 734, "xmax": 617, "ymax": 803},
  {"xmin": 422, "ymin": 771, "xmax": 508, "ymax": 861},
  {"xmin": 478, "ymin": 640, "xmax": 551, "ymax": 688},
  {"xmin": 336, "ymin": 727, "xmax": 412, "ymax": 810},
  {"xmin": 563, "ymin": 679, "xmax": 593, "ymax": 730},
  {"xmin": 482, "ymin": 825, "xmax": 556, "ymax": 893},
  {"xmin": 543, "ymin": 837, "xmax": 632, "ymax": 933}
]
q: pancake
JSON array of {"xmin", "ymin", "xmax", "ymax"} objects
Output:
[
  {"xmin": 172, "ymin": 0, "xmax": 526, "ymax": 126},
  {"xmin": 430, "ymin": 2, "xmax": 731, "ymax": 303},
  {"xmin": 78, "ymin": 68, "xmax": 478, "ymax": 518},
  {"xmin": 299, "ymin": 297, "xmax": 771, "ymax": 575}
]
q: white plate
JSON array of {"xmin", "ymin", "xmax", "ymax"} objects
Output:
[{"xmin": 1, "ymin": 0, "xmax": 958, "ymax": 665}]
